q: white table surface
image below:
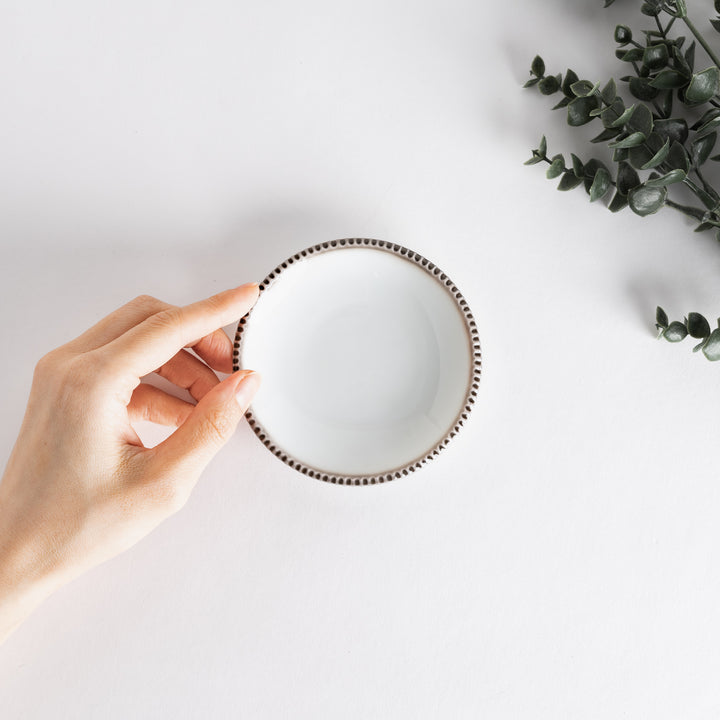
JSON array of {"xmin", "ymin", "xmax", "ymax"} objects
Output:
[{"xmin": 2, "ymin": 0, "xmax": 720, "ymax": 717}]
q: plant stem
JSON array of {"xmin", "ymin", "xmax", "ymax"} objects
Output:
[
  {"xmin": 683, "ymin": 176, "xmax": 719, "ymax": 210},
  {"xmin": 681, "ymin": 14, "xmax": 720, "ymax": 71},
  {"xmin": 665, "ymin": 198, "xmax": 706, "ymax": 221},
  {"xmin": 654, "ymin": 14, "xmax": 666, "ymax": 38},
  {"xmin": 694, "ymin": 166, "xmax": 720, "ymax": 202}
]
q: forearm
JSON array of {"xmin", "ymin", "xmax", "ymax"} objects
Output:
[
  {"xmin": 0, "ymin": 474, "xmax": 66, "ymax": 645},
  {"xmin": 0, "ymin": 542, "xmax": 58, "ymax": 645},
  {"xmin": 0, "ymin": 570, "xmax": 50, "ymax": 645}
]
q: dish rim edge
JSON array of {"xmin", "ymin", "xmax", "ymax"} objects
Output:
[{"xmin": 232, "ymin": 237, "xmax": 482, "ymax": 486}]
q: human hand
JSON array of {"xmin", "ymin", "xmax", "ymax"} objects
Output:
[{"xmin": 0, "ymin": 284, "xmax": 261, "ymax": 643}]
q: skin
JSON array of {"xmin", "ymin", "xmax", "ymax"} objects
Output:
[{"xmin": 0, "ymin": 283, "xmax": 261, "ymax": 644}]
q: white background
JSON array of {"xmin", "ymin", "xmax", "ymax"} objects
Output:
[{"xmin": 2, "ymin": 0, "xmax": 720, "ymax": 717}]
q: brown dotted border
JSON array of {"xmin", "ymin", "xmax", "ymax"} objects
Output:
[{"xmin": 233, "ymin": 238, "xmax": 482, "ymax": 486}]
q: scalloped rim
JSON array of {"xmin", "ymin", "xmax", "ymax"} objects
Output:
[{"xmin": 233, "ymin": 238, "xmax": 482, "ymax": 485}]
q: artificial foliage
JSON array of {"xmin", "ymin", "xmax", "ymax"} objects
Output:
[{"xmin": 525, "ymin": 0, "xmax": 720, "ymax": 358}]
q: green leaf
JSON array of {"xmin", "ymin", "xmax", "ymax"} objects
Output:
[
  {"xmin": 546, "ymin": 155, "xmax": 565, "ymax": 179},
  {"xmin": 557, "ymin": 172, "xmax": 583, "ymax": 191},
  {"xmin": 524, "ymin": 78, "xmax": 540, "ymax": 88},
  {"xmin": 613, "ymin": 147, "xmax": 630, "ymax": 163},
  {"xmin": 570, "ymin": 80, "xmax": 598, "ymax": 97},
  {"xmin": 620, "ymin": 48, "xmax": 645, "ymax": 63},
  {"xmin": 601, "ymin": 99, "xmax": 625, "ymax": 127},
  {"xmin": 608, "ymin": 191, "xmax": 628, "ymax": 212},
  {"xmin": 711, "ymin": 18, "xmax": 720, "ymax": 34},
  {"xmin": 702, "ymin": 328, "xmax": 720, "ymax": 360},
  {"xmin": 695, "ymin": 115, "xmax": 720, "ymax": 137},
  {"xmin": 628, "ymin": 184, "xmax": 668, "ymax": 216},
  {"xmin": 664, "ymin": 321, "xmax": 688, "ymax": 342},
  {"xmin": 691, "ymin": 132, "xmax": 717, "ymax": 167},
  {"xmin": 666, "ymin": 141, "xmax": 690, "ymax": 172},
  {"xmin": 685, "ymin": 41, "xmax": 696, "ymax": 70},
  {"xmin": 692, "ymin": 107, "xmax": 720, "ymax": 131},
  {"xmin": 561, "ymin": 69, "xmax": 579, "ymax": 97},
  {"xmin": 626, "ymin": 131, "xmax": 663, "ymax": 170},
  {"xmin": 645, "ymin": 169, "xmax": 687, "ymax": 187},
  {"xmin": 610, "ymin": 104, "xmax": 636, "ymax": 128},
  {"xmin": 641, "ymin": 137, "xmax": 670, "ymax": 169},
  {"xmin": 658, "ymin": 89, "xmax": 673, "ymax": 118},
  {"xmin": 629, "ymin": 77, "xmax": 659, "ymax": 101},
  {"xmin": 552, "ymin": 97, "xmax": 571, "ymax": 110},
  {"xmin": 614, "ymin": 25, "xmax": 632, "ymax": 45},
  {"xmin": 643, "ymin": 44, "xmax": 669, "ymax": 70},
  {"xmin": 608, "ymin": 132, "xmax": 646, "ymax": 148},
  {"xmin": 616, "ymin": 161, "xmax": 641, "ymax": 196},
  {"xmin": 582, "ymin": 159, "xmax": 609, "ymax": 194},
  {"xmin": 688, "ymin": 312, "xmax": 711, "ymax": 338},
  {"xmin": 591, "ymin": 127, "xmax": 622, "ymax": 143},
  {"xmin": 539, "ymin": 75, "xmax": 561, "ymax": 95},
  {"xmin": 601, "ymin": 79, "xmax": 617, "ymax": 105},
  {"xmin": 656, "ymin": 306, "xmax": 669, "ymax": 329},
  {"xmin": 568, "ymin": 96, "xmax": 600, "ymax": 126},
  {"xmin": 629, "ymin": 145, "xmax": 652, "ymax": 170},
  {"xmin": 649, "ymin": 69, "xmax": 688, "ymax": 89},
  {"xmin": 570, "ymin": 153, "xmax": 584, "ymax": 177},
  {"xmin": 672, "ymin": 45, "xmax": 692, "ymax": 77},
  {"xmin": 627, "ymin": 103, "xmax": 653, "ymax": 136},
  {"xmin": 685, "ymin": 67, "xmax": 720, "ymax": 104},
  {"xmin": 531, "ymin": 55, "xmax": 545, "ymax": 78},
  {"xmin": 589, "ymin": 167, "xmax": 611, "ymax": 202},
  {"xmin": 524, "ymin": 137, "xmax": 547, "ymax": 166},
  {"xmin": 653, "ymin": 118, "xmax": 688, "ymax": 144},
  {"xmin": 641, "ymin": 1, "xmax": 661, "ymax": 16}
]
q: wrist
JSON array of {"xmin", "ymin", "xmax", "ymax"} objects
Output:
[
  {"xmin": 0, "ymin": 479, "xmax": 67, "ymax": 644},
  {"xmin": 0, "ymin": 535, "xmax": 67, "ymax": 645}
]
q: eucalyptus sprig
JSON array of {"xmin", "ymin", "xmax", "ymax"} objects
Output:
[
  {"xmin": 526, "ymin": 0, "xmax": 720, "ymax": 359},
  {"xmin": 656, "ymin": 306, "xmax": 720, "ymax": 359}
]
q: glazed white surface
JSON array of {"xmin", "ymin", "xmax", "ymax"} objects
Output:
[
  {"xmin": 241, "ymin": 246, "xmax": 473, "ymax": 476},
  {"xmin": 2, "ymin": 0, "xmax": 720, "ymax": 718}
]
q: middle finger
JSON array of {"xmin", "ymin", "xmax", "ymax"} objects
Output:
[{"xmin": 155, "ymin": 348, "xmax": 221, "ymax": 401}]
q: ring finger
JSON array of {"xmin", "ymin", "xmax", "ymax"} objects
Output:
[{"xmin": 128, "ymin": 383, "xmax": 195, "ymax": 427}]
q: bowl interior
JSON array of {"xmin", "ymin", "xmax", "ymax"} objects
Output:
[{"xmin": 238, "ymin": 243, "xmax": 476, "ymax": 478}]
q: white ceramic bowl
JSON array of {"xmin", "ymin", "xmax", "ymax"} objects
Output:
[{"xmin": 233, "ymin": 239, "xmax": 481, "ymax": 484}]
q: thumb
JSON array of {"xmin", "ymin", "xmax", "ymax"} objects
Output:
[{"xmin": 152, "ymin": 369, "xmax": 261, "ymax": 478}]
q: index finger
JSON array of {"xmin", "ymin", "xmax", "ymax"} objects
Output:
[
  {"xmin": 64, "ymin": 294, "xmax": 236, "ymax": 373},
  {"xmin": 100, "ymin": 283, "xmax": 259, "ymax": 384}
]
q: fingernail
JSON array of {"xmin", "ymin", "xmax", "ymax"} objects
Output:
[
  {"xmin": 235, "ymin": 371, "xmax": 261, "ymax": 411},
  {"xmin": 238, "ymin": 282, "xmax": 259, "ymax": 291}
]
